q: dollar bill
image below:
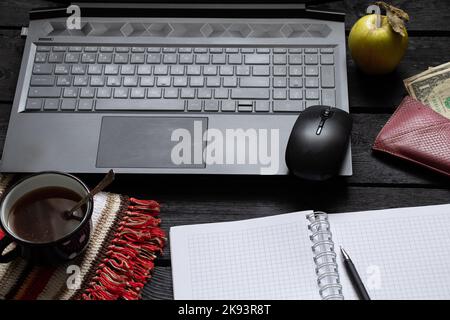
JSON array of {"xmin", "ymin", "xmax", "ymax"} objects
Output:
[
  {"xmin": 403, "ymin": 62, "xmax": 450, "ymax": 95},
  {"xmin": 426, "ymin": 81, "xmax": 450, "ymax": 118},
  {"xmin": 404, "ymin": 64, "xmax": 450, "ymax": 119}
]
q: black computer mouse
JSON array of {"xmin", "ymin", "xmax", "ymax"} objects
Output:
[{"xmin": 285, "ymin": 105, "xmax": 352, "ymax": 181}]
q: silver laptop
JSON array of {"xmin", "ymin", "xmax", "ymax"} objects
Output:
[{"xmin": 1, "ymin": 1, "xmax": 351, "ymax": 175}]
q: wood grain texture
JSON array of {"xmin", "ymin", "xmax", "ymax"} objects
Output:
[
  {"xmin": 0, "ymin": 30, "xmax": 24, "ymax": 102},
  {"xmin": 0, "ymin": 0, "xmax": 448, "ymax": 300},
  {"xmin": 316, "ymin": 0, "xmax": 450, "ymax": 33},
  {"xmin": 1, "ymin": 111, "xmax": 445, "ymax": 186},
  {"xmin": 143, "ymin": 267, "xmax": 174, "ymax": 300},
  {"xmin": 0, "ymin": 0, "xmax": 449, "ymax": 33},
  {"xmin": 141, "ymin": 185, "xmax": 450, "ymax": 260},
  {"xmin": 143, "ymin": 185, "xmax": 450, "ymax": 299}
]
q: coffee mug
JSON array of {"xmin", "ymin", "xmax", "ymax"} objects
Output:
[{"xmin": 0, "ymin": 172, "xmax": 93, "ymax": 264}]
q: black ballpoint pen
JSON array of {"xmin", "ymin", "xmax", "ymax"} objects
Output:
[{"xmin": 340, "ymin": 247, "xmax": 371, "ymax": 300}]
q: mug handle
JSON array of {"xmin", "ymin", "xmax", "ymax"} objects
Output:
[{"xmin": 0, "ymin": 236, "xmax": 19, "ymax": 263}]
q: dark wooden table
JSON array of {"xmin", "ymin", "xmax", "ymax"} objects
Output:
[{"xmin": 0, "ymin": 0, "xmax": 449, "ymax": 299}]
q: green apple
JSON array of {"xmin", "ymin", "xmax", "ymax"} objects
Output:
[{"xmin": 348, "ymin": 14, "xmax": 408, "ymax": 75}]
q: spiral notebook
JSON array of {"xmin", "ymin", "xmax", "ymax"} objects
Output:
[{"xmin": 170, "ymin": 203, "xmax": 450, "ymax": 300}]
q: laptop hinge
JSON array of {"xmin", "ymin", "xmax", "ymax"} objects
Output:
[{"xmin": 30, "ymin": 2, "xmax": 344, "ymax": 21}]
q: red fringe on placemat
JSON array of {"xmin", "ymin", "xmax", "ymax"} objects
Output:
[{"xmin": 81, "ymin": 198, "xmax": 166, "ymax": 300}]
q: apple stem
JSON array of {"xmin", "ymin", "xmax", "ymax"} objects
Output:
[{"xmin": 366, "ymin": 5, "xmax": 382, "ymax": 28}]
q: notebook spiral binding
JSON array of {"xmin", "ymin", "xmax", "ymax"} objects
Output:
[{"xmin": 307, "ymin": 211, "xmax": 344, "ymax": 300}]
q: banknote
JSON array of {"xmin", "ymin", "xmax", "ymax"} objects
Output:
[
  {"xmin": 425, "ymin": 81, "xmax": 450, "ymax": 118},
  {"xmin": 404, "ymin": 65, "xmax": 450, "ymax": 119},
  {"xmin": 403, "ymin": 62, "xmax": 450, "ymax": 96}
]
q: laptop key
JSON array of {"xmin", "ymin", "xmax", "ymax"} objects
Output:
[
  {"xmin": 48, "ymin": 52, "xmax": 64, "ymax": 63},
  {"xmin": 187, "ymin": 100, "xmax": 202, "ymax": 111},
  {"xmin": 36, "ymin": 46, "xmax": 51, "ymax": 52},
  {"xmin": 30, "ymin": 75, "xmax": 55, "ymax": 86},
  {"xmin": 304, "ymin": 54, "xmax": 318, "ymax": 65},
  {"xmin": 320, "ymin": 54, "xmax": 334, "ymax": 65},
  {"xmin": 320, "ymin": 47, "xmax": 334, "ymax": 54},
  {"xmin": 100, "ymin": 47, "xmax": 114, "ymax": 52},
  {"xmin": 78, "ymin": 100, "xmax": 94, "ymax": 111},
  {"xmin": 181, "ymin": 88, "xmax": 195, "ymax": 99},
  {"xmin": 239, "ymin": 77, "xmax": 269, "ymax": 88},
  {"xmin": 43, "ymin": 99, "xmax": 59, "ymax": 110},
  {"xmin": 69, "ymin": 46, "xmax": 82, "ymax": 52},
  {"xmin": 29, "ymin": 87, "xmax": 61, "ymax": 98},
  {"xmin": 289, "ymin": 89, "xmax": 303, "ymax": 100},
  {"xmin": 97, "ymin": 87, "xmax": 112, "ymax": 98},
  {"xmin": 273, "ymin": 77, "xmax": 287, "ymax": 88},
  {"xmin": 214, "ymin": 88, "xmax": 228, "ymax": 99},
  {"xmin": 305, "ymin": 89, "xmax": 319, "ymax": 100},
  {"xmin": 130, "ymin": 88, "xmax": 146, "ymax": 99},
  {"xmin": 255, "ymin": 101, "xmax": 270, "ymax": 112},
  {"xmin": 54, "ymin": 65, "xmax": 69, "ymax": 74},
  {"xmin": 197, "ymin": 88, "xmax": 212, "ymax": 99},
  {"xmin": 65, "ymin": 53, "xmax": 80, "ymax": 63},
  {"xmin": 73, "ymin": 76, "xmax": 89, "ymax": 86},
  {"xmin": 147, "ymin": 88, "xmax": 162, "ymax": 98},
  {"xmin": 140, "ymin": 76, "xmax": 155, "ymax": 87},
  {"xmin": 80, "ymin": 88, "xmax": 96, "ymax": 98},
  {"xmin": 321, "ymin": 89, "xmax": 336, "ymax": 106},
  {"xmin": 53, "ymin": 46, "xmax": 67, "ymax": 52},
  {"xmin": 244, "ymin": 54, "xmax": 270, "ymax": 65},
  {"xmin": 88, "ymin": 65, "xmax": 103, "ymax": 75},
  {"xmin": 164, "ymin": 88, "xmax": 179, "ymax": 99},
  {"xmin": 35, "ymin": 52, "xmax": 47, "ymax": 63},
  {"xmin": 114, "ymin": 88, "xmax": 129, "ymax": 98},
  {"xmin": 253, "ymin": 66, "xmax": 270, "ymax": 76},
  {"xmin": 63, "ymin": 88, "xmax": 78, "ymax": 98},
  {"xmin": 204, "ymin": 100, "xmax": 219, "ymax": 111},
  {"xmin": 71, "ymin": 65, "xmax": 86, "ymax": 74},
  {"xmin": 32, "ymin": 64, "xmax": 53, "ymax": 75},
  {"xmin": 221, "ymin": 100, "xmax": 235, "ymax": 112},
  {"xmin": 98, "ymin": 53, "xmax": 113, "ymax": 63},
  {"xmin": 237, "ymin": 100, "xmax": 253, "ymax": 112},
  {"xmin": 61, "ymin": 99, "xmax": 77, "ymax": 110},
  {"xmin": 305, "ymin": 66, "xmax": 319, "ymax": 76},
  {"xmin": 273, "ymin": 89, "xmax": 287, "ymax": 100},
  {"xmin": 231, "ymin": 88, "xmax": 269, "ymax": 99},
  {"xmin": 25, "ymin": 99, "xmax": 43, "ymax": 110},
  {"xmin": 96, "ymin": 99, "xmax": 184, "ymax": 111},
  {"xmin": 273, "ymin": 101, "xmax": 303, "ymax": 112},
  {"xmin": 321, "ymin": 66, "xmax": 335, "ymax": 88},
  {"xmin": 56, "ymin": 76, "xmax": 72, "ymax": 86}
]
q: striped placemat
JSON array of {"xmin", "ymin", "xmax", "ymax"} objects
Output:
[{"xmin": 0, "ymin": 175, "xmax": 166, "ymax": 300}]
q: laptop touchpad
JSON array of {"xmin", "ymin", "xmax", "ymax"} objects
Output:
[{"xmin": 97, "ymin": 117, "xmax": 207, "ymax": 168}]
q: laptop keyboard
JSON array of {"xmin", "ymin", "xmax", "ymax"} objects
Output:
[{"xmin": 26, "ymin": 45, "xmax": 337, "ymax": 113}]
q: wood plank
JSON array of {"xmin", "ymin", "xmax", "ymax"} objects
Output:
[
  {"xmin": 143, "ymin": 266, "xmax": 174, "ymax": 300},
  {"xmin": 143, "ymin": 186, "xmax": 450, "ymax": 299},
  {"xmin": 0, "ymin": 103, "xmax": 446, "ymax": 185},
  {"xmin": 347, "ymin": 37, "xmax": 450, "ymax": 110},
  {"xmin": 315, "ymin": 0, "xmax": 450, "ymax": 33},
  {"xmin": 0, "ymin": 103, "xmax": 11, "ymax": 156},
  {"xmin": 0, "ymin": 33, "xmax": 447, "ymax": 107},
  {"xmin": 0, "ymin": 0, "xmax": 449, "ymax": 33},
  {"xmin": 0, "ymin": 30, "xmax": 24, "ymax": 102},
  {"xmin": 0, "ymin": 0, "xmax": 58, "ymax": 27}
]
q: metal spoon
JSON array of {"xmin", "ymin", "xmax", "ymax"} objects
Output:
[{"xmin": 64, "ymin": 170, "xmax": 115, "ymax": 221}]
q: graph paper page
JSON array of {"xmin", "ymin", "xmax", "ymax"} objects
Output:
[
  {"xmin": 329, "ymin": 204, "xmax": 450, "ymax": 300},
  {"xmin": 170, "ymin": 211, "xmax": 319, "ymax": 300}
]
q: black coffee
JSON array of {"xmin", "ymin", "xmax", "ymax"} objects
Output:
[{"xmin": 8, "ymin": 187, "xmax": 85, "ymax": 243}]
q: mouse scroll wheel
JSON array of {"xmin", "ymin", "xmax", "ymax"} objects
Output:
[
  {"xmin": 322, "ymin": 109, "xmax": 332, "ymax": 118},
  {"xmin": 316, "ymin": 109, "xmax": 332, "ymax": 135}
]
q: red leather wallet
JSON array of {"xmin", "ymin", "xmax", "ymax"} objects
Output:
[{"xmin": 373, "ymin": 96, "xmax": 450, "ymax": 177}]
